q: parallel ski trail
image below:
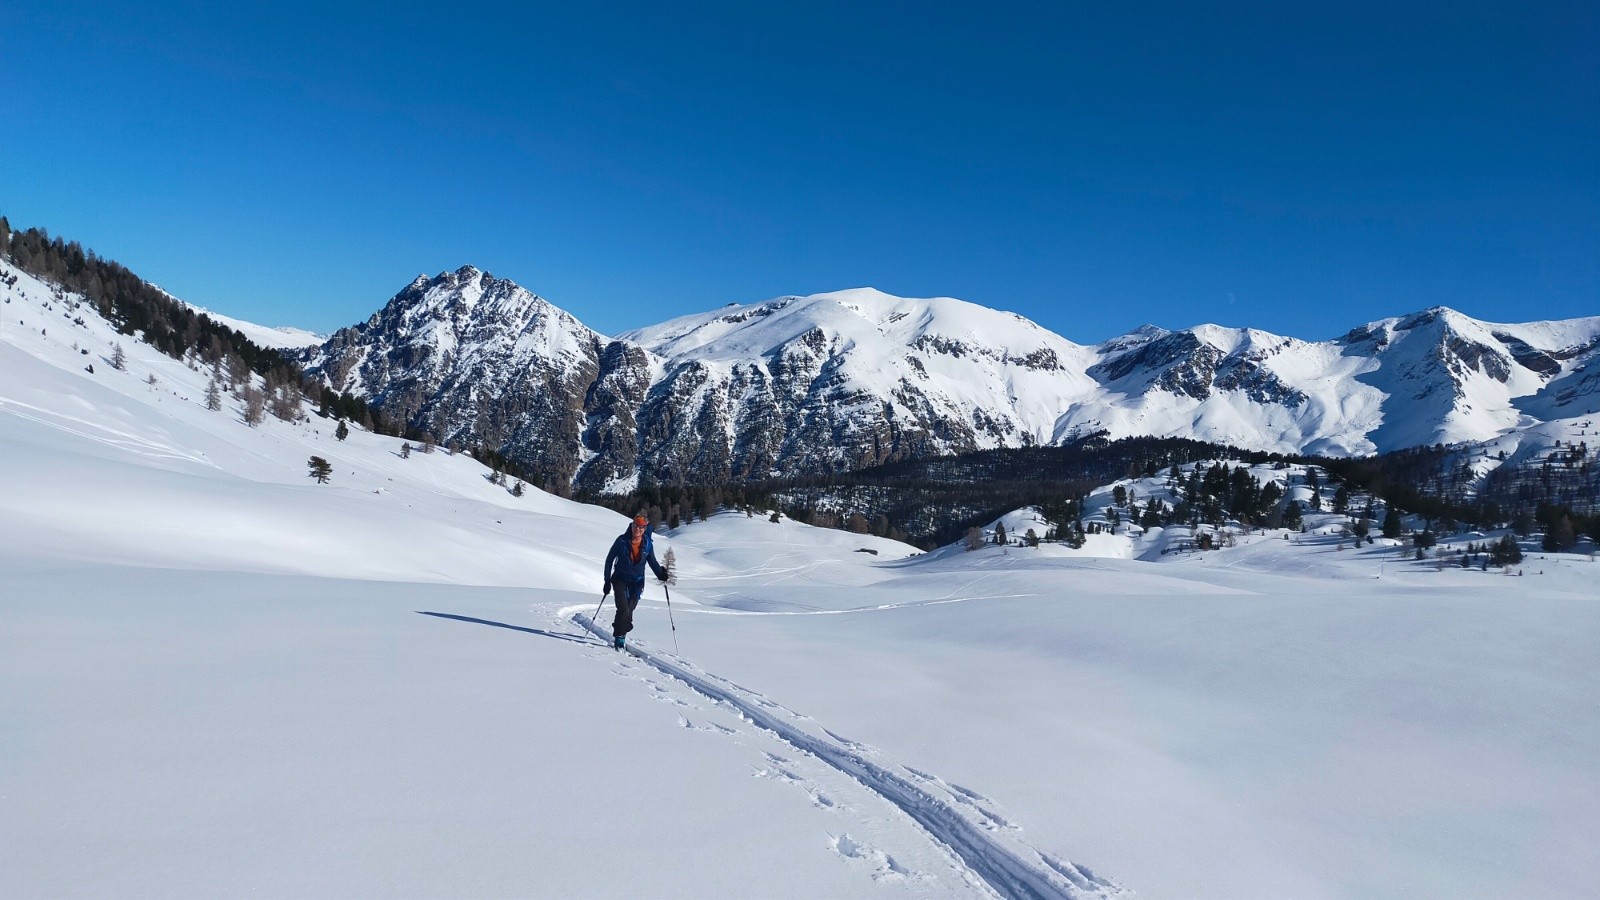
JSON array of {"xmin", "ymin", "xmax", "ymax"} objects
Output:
[{"xmin": 570, "ymin": 610, "xmax": 1124, "ymax": 900}]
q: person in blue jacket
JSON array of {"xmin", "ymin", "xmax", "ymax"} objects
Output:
[{"xmin": 603, "ymin": 514, "xmax": 669, "ymax": 649}]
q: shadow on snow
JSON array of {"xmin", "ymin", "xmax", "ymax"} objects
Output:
[{"xmin": 417, "ymin": 611, "xmax": 597, "ymax": 645}]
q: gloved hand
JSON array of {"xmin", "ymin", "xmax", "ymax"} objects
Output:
[{"xmin": 602, "ymin": 581, "xmax": 610, "ymax": 596}]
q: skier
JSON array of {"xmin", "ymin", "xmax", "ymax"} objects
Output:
[{"xmin": 603, "ymin": 514, "xmax": 669, "ymax": 650}]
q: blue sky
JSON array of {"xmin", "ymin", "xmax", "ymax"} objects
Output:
[{"xmin": 3, "ymin": 1, "xmax": 1595, "ymax": 341}]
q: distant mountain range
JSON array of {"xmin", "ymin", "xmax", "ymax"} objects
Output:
[{"xmin": 299, "ymin": 265, "xmax": 1600, "ymax": 492}]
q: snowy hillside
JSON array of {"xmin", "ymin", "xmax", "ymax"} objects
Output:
[
  {"xmin": 4, "ymin": 259, "xmax": 1600, "ymax": 898},
  {"xmin": 301, "ymin": 268, "xmax": 1600, "ymax": 490},
  {"xmin": 621, "ymin": 287, "xmax": 1100, "ymax": 476},
  {"xmin": 183, "ymin": 302, "xmax": 324, "ymax": 350}
]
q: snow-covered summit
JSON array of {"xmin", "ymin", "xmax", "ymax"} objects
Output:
[{"xmin": 626, "ymin": 286, "xmax": 1088, "ymax": 367}]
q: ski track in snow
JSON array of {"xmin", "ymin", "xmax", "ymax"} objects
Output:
[
  {"xmin": 561, "ymin": 606, "xmax": 1125, "ymax": 899},
  {"xmin": 0, "ymin": 397, "xmax": 218, "ymax": 467}
]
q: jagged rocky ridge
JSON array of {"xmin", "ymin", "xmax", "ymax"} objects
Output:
[{"xmin": 302, "ymin": 267, "xmax": 1600, "ymax": 492}]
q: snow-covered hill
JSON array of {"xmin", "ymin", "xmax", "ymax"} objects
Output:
[
  {"xmin": 302, "ymin": 271, "xmax": 1600, "ymax": 490},
  {"xmin": 182, "ymin": 302, "xmax": 324, "ymax": 350},
  {"xmin": 4, "ymin": 259, "xmax": 1599, "ymax": 898}
]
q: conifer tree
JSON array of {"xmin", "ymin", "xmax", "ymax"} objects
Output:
[
  {"xmin": 662, "ymin": 546, "xmax": 677, "ymax": 585},
  {"xmin": 271, "ymin": 382, "xmax": 300, "ymax": 422},
  {"xmin": 205, "ymin": 376, "xmax": 222, "ymax": 411},
  {"xmin": 1382, "ymin": 506, "xmax": 1402, "ymax": 539},
  {"xmin": 1141, "ymin": 501, "xmax": 1162, "ymax": 529},
  {"xmin": 307, "ymin": 456, "xmax": 332, "ymax": 483},
  {"xmin": 243, "ymin": 386, "xmax": 266, "ymax": 425},
  {"xmin": 1332, "ymin": 484, "xmax": 1350, "ymax": 514},
  {"xmin": 1064, "ymin": 522, "xmax": 1086, "ymax": 549},
  {"xmin": 1543, "ymin": 515, "xmax": 1577, "ymax": 552},
  {"xmin": 400, "ymin": 442, "xmax": 411, "ymax": 459},
  {"xmin": 227, "ymin": 355, "xmax": 250, "ymax": 393},
  {"xmin": 111, "ymin": 343, "xmax": 126, "ymax": 371},
  {"xmin": 335, "ymin": 419, "xmax": 349, "ymax": 441},
  {"xmin": 1282, "ymin": 500, "xmax": 1304, "ymax": 531},
  {"xmin": 994, "ymin": 521, "xmax": 1007, "ymax": 545},
  {"xmin": 1491, "ymin": 533, "xmax": 1523, "ymax": 565}
]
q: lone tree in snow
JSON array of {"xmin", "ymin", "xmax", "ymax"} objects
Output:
[
  {"xmin": 111, "ymin": 343, "xmax": 126, "ymax": 370},
  {"xmin": 399, "ymin": 442, "xmax": 411, "ymax": 459},
  {"xmin": 511, "ymin": 480, "xmax": 525, "ymax": 497},
  {"xmin": 204, "ymin": 376, "xmax": 223, "ymax": 411},
  {"xmin": 964, "ymin": 527, "xmax": 985, "ymax": 551},
  {"xmin": 335, "ymin": 419, "xmax": 350, "ymax": 441},
  {"xmin": 307, "ymin": 456, "xmax": 332, "ymax": 484},
  {"xmin": 663, "ymin": 546, "xmax": 677, "ymax": 585},
  {"xmin": 243, "ymin": 386, "xmax": 266, "ymax": 426},
  {"xmin": 994, "ymin": 522, "xmax": 1008, "ymax": 545},
  {"xmin": 1382, "ymin": 506, "xmax": 1403, "ymax": 539}
]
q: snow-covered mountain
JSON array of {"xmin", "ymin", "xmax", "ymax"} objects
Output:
[
  {"xmin": 619, "ymin": 288, "xmax": 1100, "ymax": 481},
  {"xmin": 303, "ymin": 270, "xmax": 1600, "ymax": 490},
  {"xmin": 1061, "ymin": 307, "xmax": 1600, "ymax": 456},
  {"xmin": 303, "ymin": 266, "xmax": 656, "ymax": 492},
  {"xmin": 5, "ymin": 253, "xmax": 1600, "ymax": 900}
]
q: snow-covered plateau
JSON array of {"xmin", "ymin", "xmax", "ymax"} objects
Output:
[{"xmin": 2, "ymin": 264, "xmax": 1598, "ymax": 898}]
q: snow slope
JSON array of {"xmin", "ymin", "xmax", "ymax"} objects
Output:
[
  {"xmin": 183, "ymin": 301, "xmax": 324, "ymax": 350},
  {"xmin": 3, "ymin": 263, "xmax": 1598, "ymax": 898}
]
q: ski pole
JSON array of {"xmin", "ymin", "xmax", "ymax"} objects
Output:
[
  {"xmin": 592, "ymin": 586, "xmax": 609, "ymax": 637},
  {"xmin": 664, "ymin": 582, "xmax": 679, "ymax": 655}
]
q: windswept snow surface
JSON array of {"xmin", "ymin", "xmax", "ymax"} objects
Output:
[{"xmin": 3, "ymin": 265, "xmax": 1599, "ymax": 898}]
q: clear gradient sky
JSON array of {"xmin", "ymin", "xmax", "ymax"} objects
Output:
[{"xmin": 3, "ymin": 1, "xmax": 1595, "ymax": 341}]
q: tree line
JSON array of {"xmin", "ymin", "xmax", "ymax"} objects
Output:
[{"xmin": 1, "ymin": 216, "xmax": 402, "ymax": 437}]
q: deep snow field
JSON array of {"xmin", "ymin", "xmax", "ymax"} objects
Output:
[{"xmin": 2, "ymin": 267, "xmax": 1598, "ymax": 899}]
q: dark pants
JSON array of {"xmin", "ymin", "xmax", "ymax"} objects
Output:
[{"xmin": 610, "ymin": 577, "xmax": 643, "ymax": 638}]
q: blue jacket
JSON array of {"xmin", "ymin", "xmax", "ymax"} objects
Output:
[{"xmin": 605, "ymin": 529, "xmax": 668, "ymax": 587}]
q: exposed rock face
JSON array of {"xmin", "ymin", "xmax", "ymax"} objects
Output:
[
  {"xmin": 304, "ymin": 266, "xmax": 616, "ymax": 489},
  {"xmin": 306, "ymin": 274, "xmax": 1600, "ymax": 491}
]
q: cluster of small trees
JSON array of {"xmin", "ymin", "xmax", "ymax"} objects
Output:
[
  {"xmin": 586, "ymin": 480, "xmax": 775, "ymax": 532},
  {"xmin": 1454, "ymin": 535, "xmax": 1524, "ymax": 569}
]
